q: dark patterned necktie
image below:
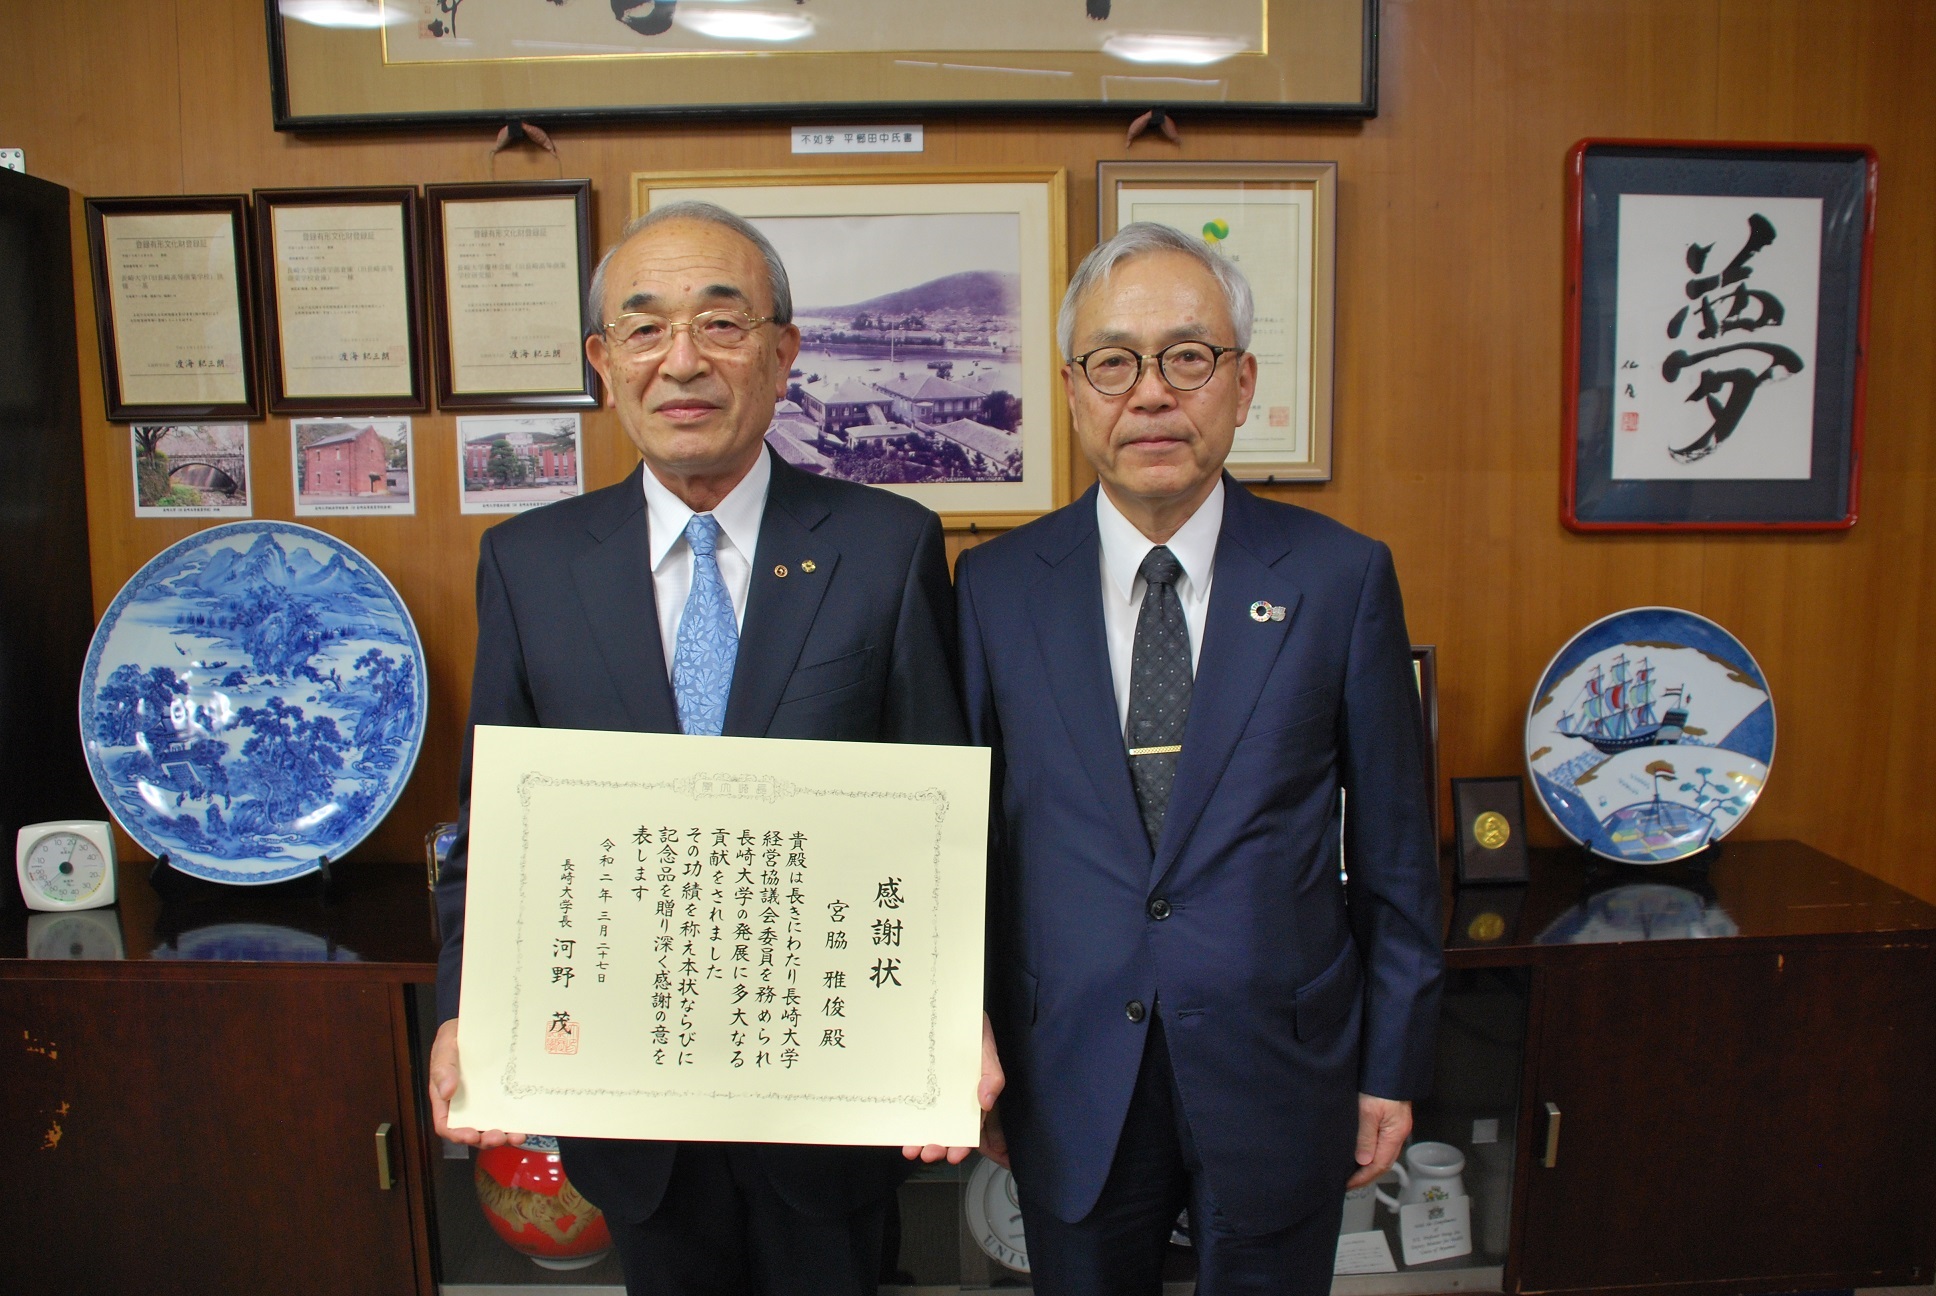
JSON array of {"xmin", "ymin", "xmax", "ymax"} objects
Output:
[{"xmin": 1126, "ymin": 545, "xmax": 1192, "ymax": 849}]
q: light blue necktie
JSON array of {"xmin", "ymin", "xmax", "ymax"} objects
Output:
[{"xmin": 671, "ymin": 513, "xmax": 739, "ymax": 736}]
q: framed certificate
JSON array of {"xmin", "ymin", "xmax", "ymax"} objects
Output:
[
  {"xmin": 85, "ymin": 195, "xmax": 260, "ymax": 421},
  {"xmin": 425, "ymin": 181, "xmax": 599, "ymax": 410},
  {"xmin": 254, "ymin": 187, "xmax": 427, "ymax": 415},
  {"xmin": 1099, "ymin": 161, "xmax": 1338, "ymax": 482}
]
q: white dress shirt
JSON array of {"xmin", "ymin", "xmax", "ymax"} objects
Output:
[
  {"xmin": 1096, "ymin": 478, "xmax": 1223, "ymax": 732},
  {"xmin": 641, "ymin": 450, "xmax": 771, "ymax": 680}
]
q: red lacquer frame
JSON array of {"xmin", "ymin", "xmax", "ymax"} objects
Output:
[{"xmin": 1561, "ymin": 139, "xmax": 1876, "ymax": 532}]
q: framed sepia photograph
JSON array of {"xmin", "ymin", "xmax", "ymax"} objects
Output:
[
  {"xmin": 633, "ymin": 168, "xmax": 1069, "ymax": 528},
  {"xmin": 268, "ymin": 2, "xmax": 1378, "ymax": 130},
  {"xmin": 86, "ymin": 195, "xmax": 260, "ymax": 421},
  {"xmin": 1563, "ymin": 140, "xmax": 1875, "ymax": 531},
  {"xmin": 424, "ymin": 180, "xmax": 599, "ymax": 410},
  {"xmin": 1099, "ymin": 161, "xmax": 1337, "ymax": 481},
  {"xmin": 255, "ymin": 187, "xmax": 427, "ymax": 415}
]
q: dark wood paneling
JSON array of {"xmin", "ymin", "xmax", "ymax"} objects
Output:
[{"xmin": 0, "ymin": 976, "xmax": 419, "ymax": 1296}]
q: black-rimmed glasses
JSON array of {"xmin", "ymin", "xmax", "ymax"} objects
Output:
[{"xmin": 1069, "ymin": 340, "xmax": 1243, "ymax": 395}]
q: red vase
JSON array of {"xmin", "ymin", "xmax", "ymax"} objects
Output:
[{"xmin": 474, "ymin": 1135, "xmax": 613, "ymax": 1270}]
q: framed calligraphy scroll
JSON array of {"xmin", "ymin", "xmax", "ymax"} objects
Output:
[
  {"xmin": 424, "ymin": 180, "xmax": 599, "ymax": 410},
  {"xmin": 254, "ymin": 187, "xmax": 428, "ymax": 415},
  {"xmin": 267, "ymin": 1, "xmax": 1377, "ymax": 131},
  {"xmin": 85, "ymin": 195, "xmax": 261, "ymax": 421},
  {"xmin": 1563, "ymin": 140, "xmax": 1875, "ymax": 531}
]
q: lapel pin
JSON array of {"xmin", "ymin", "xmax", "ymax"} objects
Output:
[
  {"xmin": 801, "ymin": 559, "xmax": 817, "ymax": 573},
  {"xmin": 1249, "ymin": 600, "xmax": 1286, "ymax": 623},
  {"xmin": 774, "ymin": 564, "xmax": 789, "ymax": 578}
]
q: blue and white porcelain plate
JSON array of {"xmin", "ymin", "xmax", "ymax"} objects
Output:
[
  {"xmin": 1525, "ymin": 607, "xmax": 1774, "ymax": 865},
  {"xmin": 79, "ymin": 522, "xmax": 427, "ymax": 884}
]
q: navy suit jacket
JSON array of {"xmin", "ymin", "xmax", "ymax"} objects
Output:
[
  {"xmin": 434, "ymin": 449, "xmax": 966, "ymax": 1223},
  {"xmin": 956, "ymin": 480, "xmax": 1444, "ymax": 1234}
]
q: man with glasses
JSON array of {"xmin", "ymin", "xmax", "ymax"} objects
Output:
[
  {"xmin": 956, "ymin": 223, "xmax": 1443, "ymax": 1294},
  {"xmin": 428, "ymin": 202, "xmax": 993, "ymax": 1296}
]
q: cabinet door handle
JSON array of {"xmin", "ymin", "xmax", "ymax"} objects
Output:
[
  {"xmin": 1542, "ymin": 1102, "xmax": 1562, "ymax": 1168},
  {"xmin": 375, "ymin": 1121, "xmax": 395, "ymax": 1190}
]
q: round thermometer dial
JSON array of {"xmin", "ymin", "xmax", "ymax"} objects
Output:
[{"xmin": 17, "ymin": 823, "xmax": 117, "ymax": 911}]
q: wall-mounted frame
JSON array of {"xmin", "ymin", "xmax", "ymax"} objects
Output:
[
  {"xmin": 254, "ymin": 187, "xmax": 427, "ymax": 416},
  {"xmin": 424, "ymin": 181, "xmax": 599, "ymax": 411},
  {"xmin": 267, "ymin": 1, "xmax": 1377, "ymax": 131},
  {"xmin": 632, "ymin": 168, "xmax": 1069, "ymax": 529},
  {"xmin": 1099, "ymin": 161, "xmax": 1337, "ymax": 482},
  {"xmin": 1563, "ymin": 140, "xmax": 1875, "ymax": 531},
  {"xmin": 1412, "ymin": 644, "xmax": 1440, "ymax": 848},
  {"xmin": 85, "ymin": 195, "xmax": 261, "ymax": 422}
]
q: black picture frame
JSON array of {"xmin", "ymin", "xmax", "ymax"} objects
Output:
[
  {"xmin": 266, "ymin": 1, "xmax": 1378, "ymax": 131},
  {"xmin": 1562, "ymin": 140, "xmax": 1874, "ymax": 532},
  {"xmin": 84, "ymin": 194, "xmax": 262, "ymax": 422},
  {"xmin": 1452, "ymin": 776, "xmax": 1531, "ymax": 886},
  {"xmin": 423, "ymin": 181, "xmax": 599, "ymax": 411},
  {"xmin": 1412, "ymin": 645, "xmax": 1440, "ymax": 849},
  {"xmin": 254, "ymin": 187, "xmax": 428, "ymax": 416}
]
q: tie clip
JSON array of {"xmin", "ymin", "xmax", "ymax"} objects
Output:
[
  {"xmin": 1248, "ymin": 600, "xmax": 1286, "ymax": 623},
  {"xmin": 1128, "ymin": 744, "xmax": 1183, "ymax": 757}
]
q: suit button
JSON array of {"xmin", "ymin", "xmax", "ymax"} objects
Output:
[
  {"xmin": 1148, "ymin": 898, "xmax": 1171, "ymax": 920},
  {"xmin": 1125, "ymin": 1000, "xmax": 1146, "ymax": 1023}
]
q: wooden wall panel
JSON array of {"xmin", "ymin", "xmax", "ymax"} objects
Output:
[{"xmin": 5, "ymin": 0, "xmax": 1934, "ymax": 902}]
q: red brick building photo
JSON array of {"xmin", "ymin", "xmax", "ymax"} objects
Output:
[{"xmin": 300, "ymin": 425, "xmax": 396, "ymax": 497}]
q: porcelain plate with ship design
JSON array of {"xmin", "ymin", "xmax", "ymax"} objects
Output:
[{"xmin": 1525, "ymin": 607, "xmax": 1773, "ymax": 864}]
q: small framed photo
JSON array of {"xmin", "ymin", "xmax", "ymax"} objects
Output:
[
  {"xmin": 458, "ymin": 413, "xmax": 584, "ymax": 514},
  {"xmin": 1563, "ymin": 140, "xmax": 1875, "ymax": 531},
  {"xmin": 1099, "ymin": 161, "xmax": 1337, "ymax": 482},
  {"xmin": 1411, "ymin": 645, "xmax": 1440, "ymax": 848},
  {"xmin": 1451, "ymin": 776, "xmax": 1531, "ymax": 886},
  {"xmin": 292, "ymin": 417, "xmax": 414, "ymax": 516},
  {"xmin": 425, "ymin": 181, "xmax": 599, "ymax": 410},
  {"xmin": 254, "ymin": 187, "xmax": 427, "ymax": 415},
  {"xmin": 130, "ymin": 423, "xmax": 251, "ymax": 518},
  {"xmin": 632, "ymin": 168, "xmax": 1070, "ymax": 529},
  {"xmin": 85, "ymin": 196, "xmax": 261, "ymax": 421}
]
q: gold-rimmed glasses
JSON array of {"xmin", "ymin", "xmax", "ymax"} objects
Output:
[
  {"xmin": 1069, "ymin": 340, "xmax": 1243, "ymax": 396},
  {"xmin": 601, "ymin": 308, "xmax": 773, "ymax": 360}
]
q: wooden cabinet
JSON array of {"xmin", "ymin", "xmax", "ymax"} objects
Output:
[
  {"xmin": 2, "ymin": 841, "xmax": 1931, "ymax": 1295},
  {"xmin": 1448, "ymin": 841, "xmax": 1936, "ymax": 1296},
  {"xmin": 1515, "ymin": 944, "xmax": 1936, "ymax": 1292},
  {"xmin": 0, "ymin": 865, "xmax": 440, "ymax": 1296}
]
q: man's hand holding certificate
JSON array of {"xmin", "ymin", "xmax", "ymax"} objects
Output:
[{"xmin": 446, "ymin": 726, "xmax": 990, "ymax": 1150}]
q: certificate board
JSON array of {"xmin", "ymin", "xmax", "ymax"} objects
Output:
[{"xmin": 450, "ymin": 726, "xmax": 990, "ymax": 1148}]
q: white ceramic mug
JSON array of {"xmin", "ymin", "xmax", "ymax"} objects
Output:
[
  {"xmin": 1340, "ymin": 1182, "xmax": 1378, "ymax": 1234},
  {"xmin": 1374, "ymin": 1141, "xmax": 1467, "ymax": 1211}
]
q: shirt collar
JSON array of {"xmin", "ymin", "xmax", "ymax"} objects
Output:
[
  {"xmin": 1096, "ymin": 476, "xmax": 1225, "ymax": 603},
  {"xmin": 642, "ymin": 447, "xmax": 773, "ymax": 572}
]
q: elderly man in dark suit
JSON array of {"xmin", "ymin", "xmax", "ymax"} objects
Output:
[
  {"xmin": 427, "ymin": 202, "xmax": 989, "ymax": 1296},
  {"xmin": 957, "ymin": 222, "xmax": 1444, "ymax": 1294}
]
